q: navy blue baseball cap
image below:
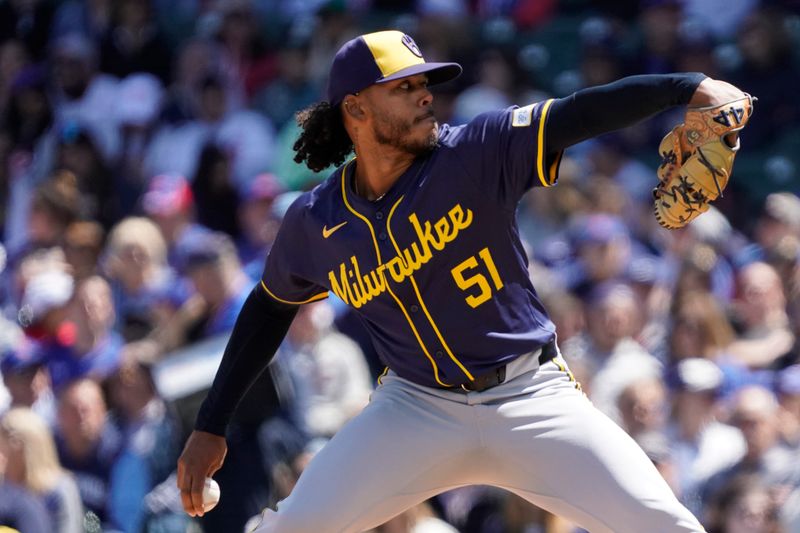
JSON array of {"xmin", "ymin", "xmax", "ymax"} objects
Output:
[{"xmin": 326, "ymin": 30, "xmax": 462, "ymax": 106}]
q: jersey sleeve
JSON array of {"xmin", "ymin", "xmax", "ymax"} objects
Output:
[
  {"xmin": 446, "ymin": 100, "xmax": 563, "ymax": 208},
  {"xmin": 260, "ymin": 195, "xmax": 329, "ymax": 305}
]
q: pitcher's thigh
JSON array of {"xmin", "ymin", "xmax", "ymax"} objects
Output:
[
  {"xmin": 252, "ymin": 385, "xmax": 475, "ymax": 533},
  {"xmin": 485, "ymin": 383, "xmax": 702, "ymax": 533}
]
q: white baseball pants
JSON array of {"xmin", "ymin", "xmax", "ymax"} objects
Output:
[{"xmin": 249, "ymin": 347, "xmax": 703, "ymax": 533}]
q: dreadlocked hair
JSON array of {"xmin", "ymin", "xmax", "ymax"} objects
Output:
[{"xmin": 293, "ymin": 102, "xmax": 353, "ymax": 173}]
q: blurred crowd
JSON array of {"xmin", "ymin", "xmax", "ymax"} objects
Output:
[{"xmin": 0, "ymin": 0, "xmax": 799, "ymax": 532}]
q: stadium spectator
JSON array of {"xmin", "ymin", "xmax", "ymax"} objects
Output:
[
  {"xmin": 236, "ymin": 172, "xmax": 284, "ymax": 277},
  {"xmin": 55, "ymin": 122, "xmax": 120, "ymax": 228},
  {"xmin": 42, "ymin": 275, "xmax": 123, "ymax": 391},
  {"xmin": 567, "ymin": 214, "xmax": 633, "ymax": 298},
  {"xmin": 24, "ymin": 171, "xmax": 81, "ymax": 252},
  {"xmin": 1, "ymin": 64, "xmax": 56, "ymax": 252},
  {"xmin": 103, "ymin": 216, "xmax": 184, "ymax": 343},
  {"xmin": 177, "ymin": 231, "xmax": 253, "ymax": 339},
  {"xmin": 0, "ymin": 338, "xmax": 54, "ymax": 422},
  {"xmin": 50, "ymin": 33, "xmax": 120, "ymax": 160},
  {"xmin": 617, "ymin": 375, "xmax": 668, "ymax": 439},
  {"xmin": 700, "ymin": 386, "xmax": 800, "ymax": 518},
  {"xmin": 570, "ymin": 282, "xmax": 661, "ymax": 421},
  {"xmin": 106, "ymin": 347, "xmax": 187, "ymax": 532},
  {"xmin": 705, "ymin": 476, "xmax": 781, "ymax": 533},
  {"xmin": 62, "ymin": 221, "xmax": 104, "ymax": 281},
  {"xmin": 140, "ymin": 173, "xmax": 210, "ymax": 271},
  {"xmin": 666, "ymin": 357, "xmax": 746, "ymax": 518},
  {"xmin": 728, "ymin": 262, "xmax": 795, "ymax": 369},
  {"xmin": 191, "ymin": 143, "xmax": 242, "ymax": 238},
  {"xmin": 0, "ymin": 407, "xmax": 84, "ymax": 533},
  {"xmin": 55, "ymin": 377, "xmax": 148, "ymax": 532},
  {"xmin": 145, "ymin": 73, "xmax": 275, "ymax": 189},
  {"xmin": 282, "ymin": 300, "xmax": 371, "ymax": 438},
  {"xmin": 98, "ymin": 0, "xmax": 172, "ymax": 83}
]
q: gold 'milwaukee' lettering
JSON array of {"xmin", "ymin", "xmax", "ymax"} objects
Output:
[{"xmin": 327, "ymin": 204, "xmax": 474, "ymax": 308}]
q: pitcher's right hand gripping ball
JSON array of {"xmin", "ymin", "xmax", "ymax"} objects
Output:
[{"xmin": 653, "ymin": 94, "xmax": 756, "ymax": 229}]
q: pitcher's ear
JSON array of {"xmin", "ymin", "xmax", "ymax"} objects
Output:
[{"xmin": 343, "ymin": 95, "xmax": 365, "ymax": 120}]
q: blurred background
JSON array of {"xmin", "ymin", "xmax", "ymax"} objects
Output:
[{"xmin": 0, "ymin": 0, "xmax": 799, "ymax": 532}]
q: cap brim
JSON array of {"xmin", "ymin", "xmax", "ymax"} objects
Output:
[{"xmin": 377, "ymin": 62, "xmax": 462, "ymax": 86}]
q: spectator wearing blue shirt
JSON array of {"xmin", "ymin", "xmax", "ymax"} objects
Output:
[
  {"xmin": 178, "ymin": 231, "xmax": 254, "ymax": 339},
  {"xmin": 54, "ymin": 378, "xmax": 149, "ymax": 533},
  {"xmin": 106, "ymin": 346, "xmax": 188, "ymax": 532}
]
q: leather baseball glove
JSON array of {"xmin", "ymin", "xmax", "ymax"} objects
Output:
[{"xmin": 653, "ymin": 94, "xmax": 756, "ymax": 229}]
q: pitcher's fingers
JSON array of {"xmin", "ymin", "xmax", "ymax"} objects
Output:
[
  {"xmin": 179, "ymin": 475, "xmax": 197, "ymax": 516},
  {"xmin": 189, "ymin": 471, "xmax": 207, "ymax": 517}
]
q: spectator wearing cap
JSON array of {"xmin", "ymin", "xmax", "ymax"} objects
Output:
[
  {"xmin": 700, "ymin": 385, "xmax": 800, "ymax": 520},
  {"xmin": 1, "ymin": 339, "xmax": 54, "ymax": 423},
  {"xmin": 237, "ymin": 172, "xmax": 284, "ymax": 276},
  {"xmin": 0, "ymin": 407, "xmax": 84, "ymax": 533},
  {"xmin": 17, "ymin": 268, "xmax": 75, "ymax": 344},
  {"xmin": 51, "ymin": 33, "xmax": 120, "ymax": 161},
  {"xmin": 565, "ymin": 213, "xmax": 633, "ymax": 299},
  {"xmin": 55, "ymin": 377, "xmax": 147, "ymax": 533},
  {"xmin": 140, "ymin": 173, "xmax": 212, "ymax": 272},
  {"xmin": 43, "ymin": 276, "xmax": 124, "ymax": 392},
  {"xmin": 568, "ymin": 282, "xmax": 661, "ymax": 422},
  {"xmin": 665, "ymin": 358, "xmax": 746, "ymax": 518},
  {"xmin": 178, "ymin": 231, "xmax": 254, "ymax": 339}
]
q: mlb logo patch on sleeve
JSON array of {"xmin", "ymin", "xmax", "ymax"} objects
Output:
[{"xmin": 511, "ymin": 104, "xmax": 534, "ymax": 127}]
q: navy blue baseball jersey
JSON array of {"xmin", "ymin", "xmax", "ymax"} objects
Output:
[{"xmin": 262, "ymin": 101, "xmax": 562, "ymax": 387}]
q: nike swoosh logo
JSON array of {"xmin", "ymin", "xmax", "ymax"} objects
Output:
[{"xmin": 322, "ymin": 221, "xmax": 348, "ymax": 239}]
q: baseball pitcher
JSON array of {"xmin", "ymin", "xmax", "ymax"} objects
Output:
[{"xmin": 177, "ymin": 30, "xmax": 753, "ymax": 532}]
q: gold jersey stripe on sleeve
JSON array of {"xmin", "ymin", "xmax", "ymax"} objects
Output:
[
  {"xmin": 536, "ymin": 98, "xmax": 556, "ymax": 188},
  {"xmin": 386, "ymin": 196, "xmax": 475, "ymax": 382},
  {"xmin": 260, "ymin": 280, "xmax": 329, "ymax": 305},
  {"xmin": 341, "ymin": 166, "xmax": 452, "ymax": 387}
]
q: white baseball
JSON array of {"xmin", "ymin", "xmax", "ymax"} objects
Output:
[{"xmin": 202, "ymin": 477, "xmax": 220, "ymax": 512}]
